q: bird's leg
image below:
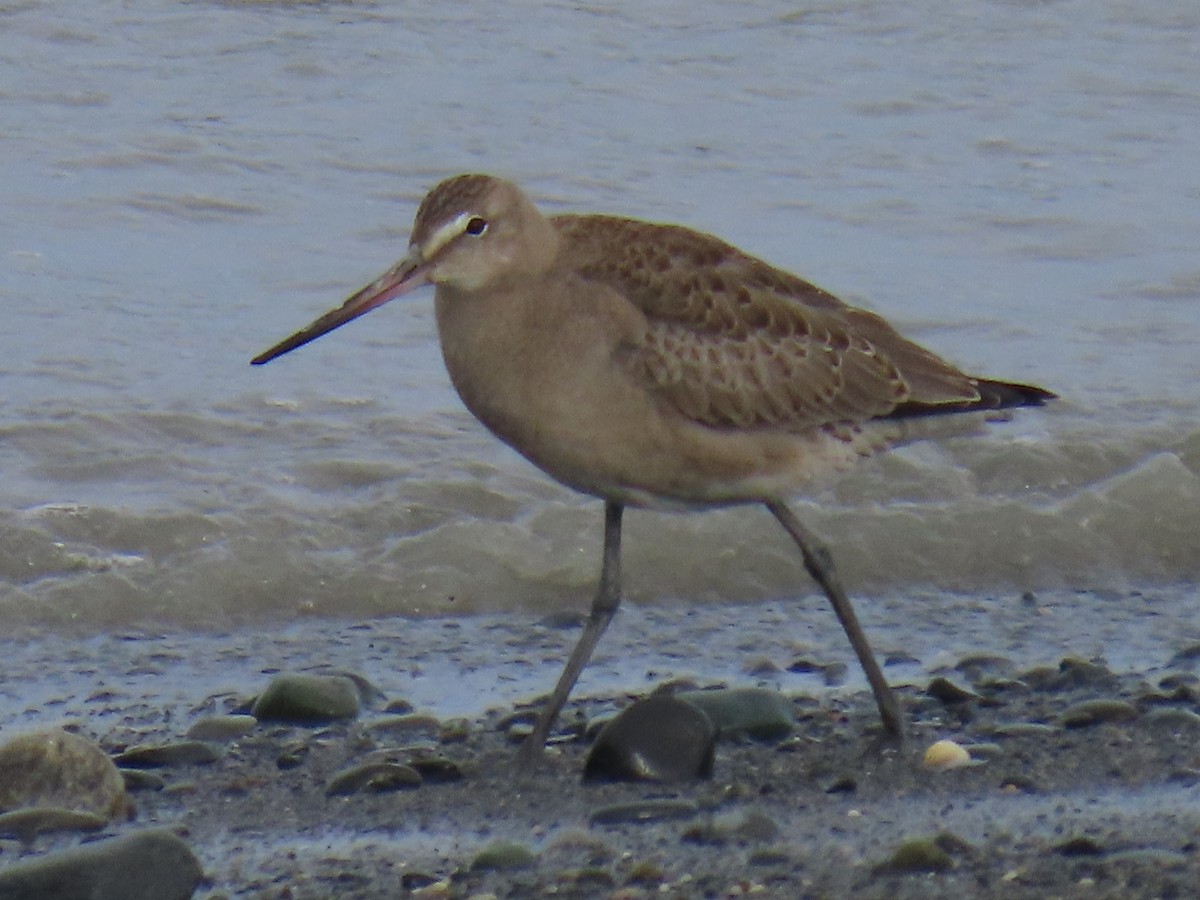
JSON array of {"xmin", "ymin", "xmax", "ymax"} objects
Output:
[
  {"xmin": 766, "ymin": 500, "xmax": 904, "ymax": 739},
  {"xmin": 518, "ymin": 500, "xmax": 624, "ymax": 767}
]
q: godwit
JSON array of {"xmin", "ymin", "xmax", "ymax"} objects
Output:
[{"xmin": 252, "ymin": 174, "xmax": 1054, "ymax": 764}]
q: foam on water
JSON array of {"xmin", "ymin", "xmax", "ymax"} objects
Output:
[{"xmin": 0, "ymin": 400, "xmax": 1196, "ymax": 632}]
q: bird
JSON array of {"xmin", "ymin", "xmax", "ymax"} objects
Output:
[{"xmin": 252, "ymin": 173, "xmax": 1055, "ymax": 765}]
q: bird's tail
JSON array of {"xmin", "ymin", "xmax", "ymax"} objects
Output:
[{"xmin": 888, "ymin": 378, "xmax": 1057, "ymax": 420}]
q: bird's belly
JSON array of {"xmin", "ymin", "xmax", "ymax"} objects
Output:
[{"xmin": 464, "ymin": 382, "xmax": 873, "ymax": 508}]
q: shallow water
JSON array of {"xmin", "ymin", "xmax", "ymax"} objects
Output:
[{"xmin": 2, "ymin": 1, "xmax": 1198, "ymax": 684}]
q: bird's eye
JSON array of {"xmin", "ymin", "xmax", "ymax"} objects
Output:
[{"xmin": 465, "ymin": 216, "xmax": 488, "ymax": 236}]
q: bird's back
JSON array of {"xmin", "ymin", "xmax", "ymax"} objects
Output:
[{"xmin": 551, "ymin": 213, "xmax": 1052, "ymax": 436}]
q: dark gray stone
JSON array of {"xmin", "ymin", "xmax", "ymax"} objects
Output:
[{"xmin": 583, "ymin": 695, "xmax": 715, "ymax": 782}]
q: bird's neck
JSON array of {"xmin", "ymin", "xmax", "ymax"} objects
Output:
[{"xmin": 433, "ymin": 281, "xmax": 541, "ymax": 440}]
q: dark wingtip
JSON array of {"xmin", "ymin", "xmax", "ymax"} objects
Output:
[
  {"xmin": 888, "ymin": 378, "xmax": 1057, "ymax": 420},
  {"xmin": 975, "ymin": 379, "xmax": 1058, "ymax": 409}
]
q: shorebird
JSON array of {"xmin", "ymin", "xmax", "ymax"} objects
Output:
[{"xmin": 252, "ymin": 173, "xmax": 1054, "ymax": 764}]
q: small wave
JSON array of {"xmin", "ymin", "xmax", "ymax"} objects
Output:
[{"xmin": 0, "ymin": 404, "xmax": 1196, "ymax": 634}]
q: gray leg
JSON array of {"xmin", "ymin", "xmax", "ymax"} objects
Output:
[
  {"xmin": 518, "ymin": 500, "xmax": 624, "ymax": 766},
  {"xmin": 766, "ymin": 500, "xmax": 904, "ymax": 739}
]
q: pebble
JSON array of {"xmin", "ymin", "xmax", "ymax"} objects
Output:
[
  {"xmin": 1158, "ymin": 672, "xmax": 1200, "ymax": 691},
  {"xmin": 0, "ymin": 829, "xmax": 202, "ymax": 900},
  {"xmin": 1024, "ymin": 658, "xmax": 1119, "ymax": 693},
  {"xmin": 120, "ymin": 769, "xmax": 166, "ymax": 792},
  {"xmin": 821, "ymin": 662, "xmax": 848, "ymax": 686},
  {"xmin": 0, "ymin": 729, "xmax": 127, "ymax": 820},
  {"xmin": 926, "ymin": 677, "xmax": 980, "ymax": 705},
  {"xmin": 1103, "ymin": 847, "xmax": 1190, "ymax": 868},
  {"xmin": 1058, "ymin": 699, "xmax": 1139, "ymax": 728},
  {"xmin": 328, "ymin": 671, "xmax": 385, "ymax": 708},
  {"xmin": 823, "ymin": 775, "xmax": 857, "ymax": 794},
  {"xmin": 470, "ymin": 840, "xmax": 536, "ymax": 872},
  {"xmin": 1054, "ymin": 835, "xmax": 1104, "ymax": 856},
  {"xmin": 366, "ymin": 713, "xmax": 441, "ymax": 740},
  {"xmin": 500, "ymin": 718, "xmax": 535, "ymax": 745},
  {"xmin": 988, "ymin": 722, "xmax": 1059, "ymax": 738},
  {"xmin": 999, "ymin": 775, "xmax": 1040, "ymax": 794},
  {"xmin": 1166, "ymin": 642, "xmax": 1200, "ymax": 669},
  {"xmin": 786, "ymin": 657, "xmax": 827, "ymax": 675},
  {"xmin": 555, "ymin": 867, "xmax": 615, "ymax": 890},
  {"xmin": 401, "ymin": 872, "xmax": 445, "ymax": 892},
  {"xmin": 682, "ymin": 810, "xmax": 781, "ymax": 845},
  {"xmin": 583, "ymin": 695, "xmax": 715, "ymax": 782},
  {"xmin": 325, "ymin": 762, "xmax": 422, "ymax": 796},
  {"xmin": 275, "ymin": 740, "xmax": 310, "ymax": 769},
  {"xmin": 114, "ymin": 740, "xmax": 221, "ymax": 768},
  {"xmin": 954, "ymin": 654, "xmax": 1015, "ymax": 682},
  {"xmin": 877, "ymin": 837, "xmax": 954, "ymax": 873},
  {"xmin": 0, "ymin": 807, "xmax": 107, "ymax": 843},
  {"xmin": 976, "ymin": 677, "xmax": 1030, "ymax": 695},
  {"xmin": 1143, "ymin": 707, "xmax": 1200, "ymax": 729},
  {"xmin": 742, "ymin": 655, "xmax": 781, "ymax": 675},
  {"xmin": 963, "ymin": 741, "xmax": 1004, "ymax": 758},
  {"xmin": 185, "ymin": 715, "xmax": 258, "ymax": 742},
  {"xmin": 786, "ymin": 657, "xmax": 847, "ymax": 686},
  {"xmin": 676, "ymin": 687, "xmax": 795, "ymax": 740},
  {"xmin": 406, "ymin": 756, "xmax": 465, "ymax": 783},
  {"xmin": 251, "ymin": 673, "xmax": 362, "ymax": 724},
  {"xmin": 589, "ymin": 799, "xmax": 700, "ymax": 826},
  {"xmin": 922, "ymin": 739, "xmax": 973, "ymax": 770},
  {"xmin": 1141, "ymin": 683, "xmax": 1199, "ymax": 705},
  {"xmin": 438, "ymin": 717, "xmax": 471, "ymax": 743}
]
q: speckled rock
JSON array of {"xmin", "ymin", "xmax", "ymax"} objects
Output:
[{"xmin": 0, "ymin": 729, "xmax": 127, "ymax": 821}]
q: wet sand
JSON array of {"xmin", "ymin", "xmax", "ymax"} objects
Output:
[{"xmin": 3, "ymin": 600, "xmax": 1200, "ymax": 898}]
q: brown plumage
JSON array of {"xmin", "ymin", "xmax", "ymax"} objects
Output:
[{"xmin": 253, "ymin": 173, "xmax": 1055, "ymax": 765}]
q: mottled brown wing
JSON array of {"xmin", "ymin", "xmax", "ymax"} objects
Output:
[{"xmin": 553, "ymin": 214, "xmax": 981, "ymax": 431}]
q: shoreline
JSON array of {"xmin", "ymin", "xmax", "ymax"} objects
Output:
[{"xmin": 2, "ymin": 608, "xmax": 1199, "ymax": 897}]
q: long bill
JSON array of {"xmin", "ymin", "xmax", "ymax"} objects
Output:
[{"xmin": 251, "ymin": 246, "xmax": 430, "ymax": 365}]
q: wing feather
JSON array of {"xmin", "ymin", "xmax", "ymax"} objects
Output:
[{"xmin": 554, "ymin": 214, "xmax": 983, "ymax": 431}]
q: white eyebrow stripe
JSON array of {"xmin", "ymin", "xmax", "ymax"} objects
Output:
[{"xmin": 424, "ymin": 212, "xmax": 473, "ymax": 258}]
